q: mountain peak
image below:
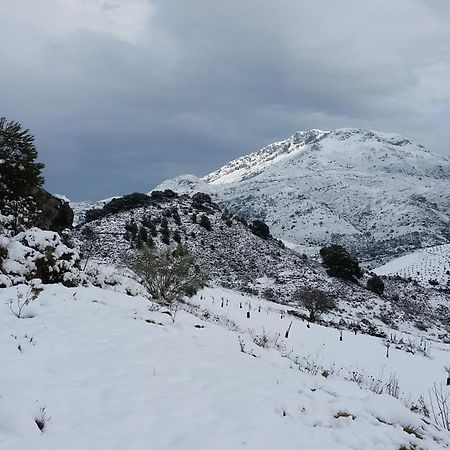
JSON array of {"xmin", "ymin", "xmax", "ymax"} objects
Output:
[{"xmin": 154, "ymin": 127, "xmax": 450, "ymax": 259}]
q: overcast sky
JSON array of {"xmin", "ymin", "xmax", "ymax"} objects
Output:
[{"xmin": 1, "ymin": 0, "xmax": 449, "ymax": 200}]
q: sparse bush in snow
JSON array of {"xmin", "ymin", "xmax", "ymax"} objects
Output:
[
  {"xmin": 428, "ymin": 383, "xmax": 450, "ymax": 431},
  {"xmin": 251, "ymin": 328, "xmax": 284, "ymax": 351},
  {"xmin": 128, "ymin": 244, "xmax": 207, "ymax": 322},
  {"xmin": 292, "ymin": 287, "xmax": 336, "ymax": 322},
  {"xmin": 7, "ymin": 281, "xmax": 42, "ymax": 318}
]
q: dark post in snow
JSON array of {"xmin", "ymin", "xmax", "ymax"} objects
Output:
[
  {"xmin": 307, "ymin": 322, "xmax": 310, "ymax": 329},
  {"xmin": 285, "ymin": 321, "xmax": 293, "ymax": 339},
  {"xmin": 258, "ymin": 305, "xmax": 261, "ymax": 313},
  {"xmin": 445, "ymin": 366, "xmax": 450, "ymax": 386},
  {"xmin": 247, "ymin": 311, "xmax": 250, "ymax": 319},
  {"xmin": 240, "ymin": 302, "xmax": 242, "ymax": 309},
  {"xmin": 339, "ymin": 330, "xmax": 343, "ymax": 342},
  {"xmin": 385, "ymin": 342, "xmax": 390, "ymax": 358},
  {"xmin": 221, "ymin": 298, "xmax": 224, "ymax": 307}
]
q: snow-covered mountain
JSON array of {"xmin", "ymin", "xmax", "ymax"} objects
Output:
[{"xmin": 155, "ymin": 128, "xmax": 450, "ymax": 261}]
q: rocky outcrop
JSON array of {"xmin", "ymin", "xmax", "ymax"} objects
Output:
[{"xmin": 34, "ymin": 188, "xmax": 74, "ymax": 232}]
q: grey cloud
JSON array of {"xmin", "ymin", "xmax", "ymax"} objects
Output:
[{"xmin": 0, "ymin": 0, "xmax": 449, "ymax": 200}]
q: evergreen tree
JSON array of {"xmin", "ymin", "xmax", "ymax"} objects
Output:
[
  {"xmin": 319, "ymin": 244, "xmax": 362, "ymax": 281},
  {"xmin": 250, "ymin": 219, "xmax": 270, "ymax": 239},
  {"xmin": 173, "ymin": 230, "xmax": 182, "ymax": 243},
  {"xmin": 172, "ymin": 208, "xmax": 181, "ymax": 225},
  {"xmin": 199, "ymin": 214, "xmax": 212, "ymax": 231},
  {"xmin": 0, "ymin": 117, "xmax": 45, "ymax": 232},
  {"xmin": 160, "ymin": 217, "xmax": 170, "ymax": 244},
  {"xmin": 367, "ymin": 274, "xmax": 385, "ymax": 295}
]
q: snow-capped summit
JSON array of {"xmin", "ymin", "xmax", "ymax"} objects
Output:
[
  {"xmin": 154, "ymin": 128, "xmax": 450, "ymax": 260},
  {"xmin": 204, "ymin": 129, "xmax": 330, "ymax": 184}
]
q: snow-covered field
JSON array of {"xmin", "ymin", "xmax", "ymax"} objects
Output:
[
  {"xmin": 374, "ymin": 244, "xmax": 450, "ymax": 288},
  {"xmin": 1, "ymin": 284, "xmax": 449, "ymax": 449}
]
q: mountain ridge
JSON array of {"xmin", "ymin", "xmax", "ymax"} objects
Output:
[{"xmin": 154, "ymin": 128, "xmax": 450, "ymax": 261}]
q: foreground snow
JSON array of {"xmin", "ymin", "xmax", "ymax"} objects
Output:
[{"xmin": 1, "ymin": 285, "xmax": 449, "ymax": 449}]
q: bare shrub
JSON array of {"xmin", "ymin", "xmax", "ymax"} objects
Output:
[
  {"xmin": 292, "ymin": 287, "xmax": 336, "ymax": 322},
  {"xmin": 7, "ymin": 284, "xmax": 42, "ymax": 318},
  {"xmin": 429, "ymin": 383, "xmax": 450, "ymax": 431},
  {"xmin": 252, "ymin": 328, "xmax": 284, "ymax": 351}
]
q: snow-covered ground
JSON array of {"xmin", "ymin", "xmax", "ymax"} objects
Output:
[
  {"xmin": 374, "ymin": 244, "xmax": 450, "ymax": 288},
  {"xmin": 1, "ymin": 284, "xmax": 449, "ymax": 449}
]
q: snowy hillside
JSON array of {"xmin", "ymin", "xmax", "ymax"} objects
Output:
[
  {"xmin": 1, "ymin": 283, "xmax": 450, "ymax": 449},
  {"xmin": 77, "ymin": 193, "xmax": 450, "ymax": 341},
  {"xmin": 155, "ymin": 128, "xmax": 450, "ymax": 260},
  {"xmin": 374, "ymin": 244, "xmax": 450, "ymax": 289}
]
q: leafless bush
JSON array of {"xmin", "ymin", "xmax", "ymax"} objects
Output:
[
  {"xmin": 385, "ymin": 372, "xmax": 400, "ymax": 399},
  {"xmin": 292, "ymin": 287, "xmax": 336, "ymax": 322},
  {"xmin": 7, "ymin": 284, "xmax": 42, "ymax": 319},
  {"xmin": 429, "ymin": 383, "xmax": 450, "ymax": 431},
  {"xmin": 252, "ymin": 328, "xmax": 284, "ymax": 351},
  {"xmin": 238, "ymin": 336, "xmax": 246, "ymax": 353}
]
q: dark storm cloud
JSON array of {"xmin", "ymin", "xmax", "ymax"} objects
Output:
[{"xmin": 1, "ymin": 0, "xmax": 449, "ymax": 200}]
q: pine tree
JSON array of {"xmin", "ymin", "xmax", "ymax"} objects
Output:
[
  {"xmin": 319, "ymin": 244, "xmax": 362, "ymax": 281},
  {"xmin": 0, "ymin": 117, "xmax": 45, "ymax": 232}
]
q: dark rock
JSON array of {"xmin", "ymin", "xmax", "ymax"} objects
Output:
[{"xmin": 34, "ymin": 188, "xmax": 74, "ymax": 232}]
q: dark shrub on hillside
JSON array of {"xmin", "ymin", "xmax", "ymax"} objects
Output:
[
  {"xmin": 192, "ymin": 192, "xmax": 212, "ymax": 206},
  {"xmin": 84, "ymin": 193, "xmax": 152, "ymax": 223},
  {"xmin": 103, "ymin": 193, "xmax": 152, "ymax": 215},
  {"xmin": 150, "ymin": 189, "xmax": 178, "ymax": 200},
  {"xmin": 319, "ymin": 244, "xmax": 362, "ymax": 281},
  {"xmin": 250, "ymin": 220, "xmax": 271, "ymax": 240},
  {"xmin": 199, "ymin": 214, "xmax": 212, "ymax": 231},
  {"xmin": 367, "ymin": 274, "xmax": 385, "ymax": 295}
]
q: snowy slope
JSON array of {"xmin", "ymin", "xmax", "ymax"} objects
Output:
[
  {"xmin": 77, "ymin": 194, "xmax": 450, "ymax": 340},
  {"xmin": 155, "ymin": 128, "xmax": 450, "ymax": 260},
  {"xmin": 1, "ymin": 283, "xmax": 450, "ymax": 449},
  {"xmin": 374, "ymin": 244, "xmax": 450, "ymax": 288}
]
